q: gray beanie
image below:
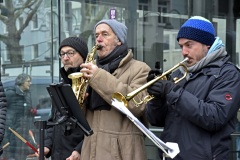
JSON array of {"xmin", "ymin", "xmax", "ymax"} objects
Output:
[
  {"xmin": 58, "ymin": 37, "xmax": 88, "ymax": 61},
  {"xmin": 94, "ymin": 19, "xmax": 128, "ymax": 44}
]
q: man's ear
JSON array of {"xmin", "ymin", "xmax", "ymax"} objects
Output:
[
  {"xmin": 117, "ymin": 41, "xmax": 122, "ymax": 45},
  {"xmin": 116, "ymin": 39, "xmax": 122, "ymax": 45}
]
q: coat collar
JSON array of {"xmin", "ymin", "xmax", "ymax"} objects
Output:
[{"xmin": 118, "ymin": 49, "xmax": 133, "ymax": 68}]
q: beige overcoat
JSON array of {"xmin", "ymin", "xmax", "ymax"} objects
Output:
[{"xmin": 81, "ymin": 50, "xmax": 151, "ymax": 160}]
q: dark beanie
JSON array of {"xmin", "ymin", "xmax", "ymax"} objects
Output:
[
  {"xmin": 177, "ymin": 16, "xmax": 215, "ymax": 46},
  {"xmin": 58, "ymin": 37, "xmax": 88, "ymax": 61},
  {"xmin": 94, "ymin": 19, "xmax": 128, "ymax": 44}
]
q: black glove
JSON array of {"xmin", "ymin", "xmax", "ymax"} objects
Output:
[
  {"xmin": 147, "ymin": 69, "xmax": 163, "ymax": 82},
  {"xmin": 147, "ymin": 69, "xmax": 172, "ymax": 82},
  {"xmin": 147, "ymin": 80, "xmax": 174, "ymax": 99}
]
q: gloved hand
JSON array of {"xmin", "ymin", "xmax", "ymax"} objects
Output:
[
  {"xmin": 147, "ymin": 69, "xmax": 172, "ymax": 82},
  {"xmin": 147, "ymin": 69, "xmax": 163, "ymax": 82},
  {"xmin": 147, "ymin": 80, "xmax": 174, "ymax": 99}
]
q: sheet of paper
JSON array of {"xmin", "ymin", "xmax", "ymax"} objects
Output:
[{"xmin": 111, "ymin": 98, "xmax": 180, "ymax": 159}]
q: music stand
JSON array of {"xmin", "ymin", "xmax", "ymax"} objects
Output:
[{"xmin": 46, "ymin": 83, "xmax": 93, "ymax": 136}]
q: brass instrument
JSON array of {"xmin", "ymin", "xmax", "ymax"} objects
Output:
[
  {"xmin": 68, "ymin": 44, "xmax": 102, "ymax": 106},
  {"xmin": 112, "ymin": 58, "xmax": 189, "ymax": 107}
]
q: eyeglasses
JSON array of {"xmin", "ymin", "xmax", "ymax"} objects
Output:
[{"xmin": 59, "ymin": 50, "xmax": 76, "ymax": 58}]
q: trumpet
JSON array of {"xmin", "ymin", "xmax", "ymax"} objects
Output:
[{"xmin": 112, "ymin": 58, "xmax": 188, "ymax": 107}]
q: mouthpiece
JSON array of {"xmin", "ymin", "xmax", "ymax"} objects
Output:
[
  {"xmin": 96, "ymin": 44, "xmax": 103, "ymax": 50},
  {"xmin": 182, "ymin": 57, "xmax": 189, "ymax": 63}
]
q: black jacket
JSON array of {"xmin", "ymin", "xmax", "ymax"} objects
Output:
[
  {"xmin": 0, "ymin": 82, "xmax": 7, "ymax": 144},
  {"xmin": 44, "ymin": 67, "xmax": 84, "ymax": 160}
]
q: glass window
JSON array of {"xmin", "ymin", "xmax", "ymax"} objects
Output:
[
  {"xmin": 0, "ymin": 0, "xmax": 58, "ymax": 158},
  {"xmin": 32, "ymin": 14, "xmax": 39, "ymax": 29}
]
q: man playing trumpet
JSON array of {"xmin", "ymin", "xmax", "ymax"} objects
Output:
[{"xmin": 146, "ymin": 16, "xmax": 240, "ymax": 160}]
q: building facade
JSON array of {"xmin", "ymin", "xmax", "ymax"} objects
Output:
[{"xmin": 0, "ymin": 0, "xmax": 240, "ymax": 159}]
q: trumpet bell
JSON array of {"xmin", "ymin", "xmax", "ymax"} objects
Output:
[
  {"xmin": 112, "ymin": 92, "xmax": 153, "ymax": 108},
  {"xmin": 112, "ymin": 92, "xmax": 128, "ymax": 108}
]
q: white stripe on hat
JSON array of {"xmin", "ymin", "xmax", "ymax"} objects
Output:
[{"xmin": 190, "ymin": 16, "xmax": 211, "ymax": 23}]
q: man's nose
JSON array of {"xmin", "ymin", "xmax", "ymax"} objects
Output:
[
  {"xmin": 96, "ymin": 35, "xmax": 103, "ymax": 42},
  {"xmin": 182, "ymin": 47, "xmax": 188, "ymax": 56},
  {"xmin": 63, "ymin": 54, "xmax": 70, "ymax": 59}
]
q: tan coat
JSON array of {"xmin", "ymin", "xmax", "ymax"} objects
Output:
[{"xmin": 81, "ymin": 50, "xmax": 151, "ymax": 160}]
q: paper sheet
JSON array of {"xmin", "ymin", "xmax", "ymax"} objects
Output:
[{"xmin": 111, "ymin": 98, "xmax": 180, "ymax": 159}]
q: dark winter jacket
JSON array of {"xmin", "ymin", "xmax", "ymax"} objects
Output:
[
  {"xmin": 44, "ymin": 67, "xmax": 84, "ymax": 160},
  {"xmin": 3, "ymin": 85, "xmax": 34, "ymax": 159},
  {"xmin": 147, "ymin": 55, "xmax": 240, "ymax": 160},
  {"xmin": 0, "ymin": 82, "xmax": 7, "ymax": 144}
]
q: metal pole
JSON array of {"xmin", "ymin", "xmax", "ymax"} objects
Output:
[{"xmin": 38, "ymin": 120, "xmax": 46, "ymax": 160}]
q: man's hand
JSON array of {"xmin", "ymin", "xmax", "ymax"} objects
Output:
[
  {"xmin": 80, "ymin": 63, "xmax": 98, "ymax": 79},
  {"xmin": 66, "ymin": 150, "xmax": 81, "ymax": 160},
  {"xmin": 147, "ymin": 80, "xmax": 174, "ymax": 99},
  {"xmin": 147, "ymin": 69, "xmax": 163, "ymax": 82},
  {"xmin": 35, "ymin": 147, "xmax": 50, "ymax": 159}
]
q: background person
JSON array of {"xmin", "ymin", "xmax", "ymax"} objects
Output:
[
  {"xmin": 3, "ymin": 73, "xmax": 34, "ymax": 160},
  {"xmin": 146, "ymin": 16, "xmax": 240, "ymax": 160},
  {"xmin": 80, "ymin": 19, "xmax": 151, "ymax": 160},
  {"xmin": 36, "ymin": 36, "xmax": 88, "ymax": 160}
]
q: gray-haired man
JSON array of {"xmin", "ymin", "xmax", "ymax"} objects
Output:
[{"xmin": 80, "ymin": 19, "xmax": 151, "ymax": 160}]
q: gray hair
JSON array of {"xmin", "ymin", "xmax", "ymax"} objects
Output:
[{"xmin": 15, "ymin": 73, "xmax": 31, "ymax": 86}]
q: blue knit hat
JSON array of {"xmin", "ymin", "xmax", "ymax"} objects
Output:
[
  {"xmin": 177, "ymin": 16, "xmax": 215, "ymax": 46},
  {"xmin": 94, "ymin": 19, "xmax": 128, "ymax": 44}
]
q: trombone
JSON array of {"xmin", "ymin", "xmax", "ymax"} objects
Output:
[{"xmin": 112, "ymin": 58, "xmax": 188, "ymax": 107}]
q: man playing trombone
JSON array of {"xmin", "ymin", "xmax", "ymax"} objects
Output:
[{"xmin": 146, "ymin": 16, "xmax": 240, "ymax": 160}]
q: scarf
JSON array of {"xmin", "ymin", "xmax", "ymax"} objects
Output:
[
  {"xmin": 207, "ymin": 37, "xmax": 225, "ymax": 55},
  {"xmin": 60, "ymin": 66, "xmax": 81, "ymax": 85},
  {"xmin": 88, "ymin": 43, "xmax": 128, "ymax": 110}
]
